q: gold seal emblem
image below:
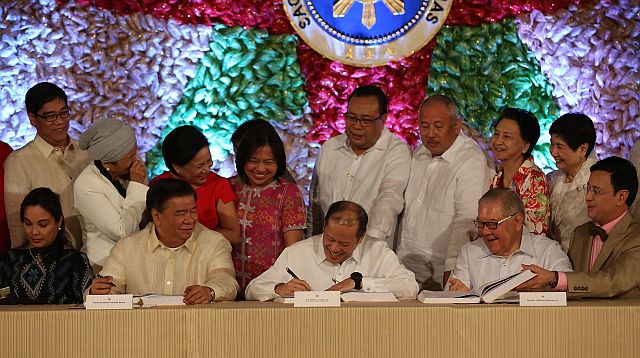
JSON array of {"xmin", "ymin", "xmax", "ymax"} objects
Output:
[{"xmin": 284, "ymin": 0, "xmax": 451, "ymax": 67}]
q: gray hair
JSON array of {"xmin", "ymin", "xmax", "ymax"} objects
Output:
[
  {"xmin": 420, "ymin": 94, "xmax": 461, "ymax": 123},
  {"xmin": 478, "ymin": 188, "xmax": 525, "ymax": 216}
]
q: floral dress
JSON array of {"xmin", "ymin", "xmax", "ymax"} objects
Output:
[
  {"xmin": 490, "ymin": 156, "xmax": 550, "ymax": 235},
  {"xmin": 230, "ymin": 177, "xmax": 306, "ymax": 292}
]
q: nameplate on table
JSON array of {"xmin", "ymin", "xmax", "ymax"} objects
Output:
[
  {"xmin": 519, "ymin": 292, "xmax": 567, "ymax": 306},
  {"xmin": 85, "ymin": 294, "xmax": 134, "ymax": 310},
  {"xmin": 293, "ymin": 291, "xmax": 341, "ymax": 307}
]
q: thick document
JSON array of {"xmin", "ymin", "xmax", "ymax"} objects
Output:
[
  {"xmin": 134, "ymin": 294, "xmax": 186, "ymax": 307},
  {"xmin": 273, "ymin": 296, "xmax": 295, "ymax": 304},
  {"xmin": 418, "ymin": 270, "xmax": 536, "ymax": 304},
  {"xmin": 340, "ymin": 291, "xmax": 397, "ymax": 302},
  {"xmin": 274, "ymin": 291, "xmax": 398, "ymax": 303}
]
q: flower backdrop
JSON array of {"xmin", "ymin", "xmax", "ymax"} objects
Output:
[{"xmin": 0, "ymin": 0, "xmax": 638, "ymax": 201}]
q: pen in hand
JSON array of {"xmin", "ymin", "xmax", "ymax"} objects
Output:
[
  {"xmin": 96, "ymin": 274, "xmax": 116, "ymax": 287},
  {"xmin": 276, "ymin": 267, "xmax": 311, "ymax": 295},
  {"xmin": 286, "ymin": 267, "xmax": 299, "ymax": 280}
]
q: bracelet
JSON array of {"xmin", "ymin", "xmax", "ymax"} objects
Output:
[{"xmin": 208, "ymin": 287, "xmax": 215, "ymax": 302}]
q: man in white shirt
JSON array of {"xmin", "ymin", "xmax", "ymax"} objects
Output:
[
  {"xmin": 397, "ymin": 95, "xmax": 492, "ymax": 290},
  {"xmin": 4, "ymin": 82, "xmax": 90, "ymax": 249},
  {"xmin": 307, "ymin": 86, "xmax": 410, "ymax": 245},
  {"xmin": 448, "ymin": 188, "xmax": 571, "ymax": 292},
  {"xmin": 246, "ymin": 201, "xmax": 418, "ymax": 301},
  {"xmin": 89, "ymin": 178, "xmax": 238, "ymax": 304}
]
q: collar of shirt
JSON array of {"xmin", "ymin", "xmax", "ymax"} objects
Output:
[
  {"xmin": 416, "ymin": 132, "xmax": 467, "ymax": 163},
  {"xmin": 314, "ymin": 234, "xmax": 364, "ymax": 265},
  {"xmin": 147, "ymin": 224, "xmax": 196, "ymax": 254},
  {"xmin": 512, "ymin": 156, "xmax": 536, "ymax": 179},
  {"xmin": 478, "ymin": 231, "xmax": 536, "ymax": 259},
  {"xmin": 337, "ymin": 127, "xmax": 391, "ymax": 155},
  {"xmin": 495, "ymin": 156, "xmax": 539, "ymax": 187},
  {"xmin": 599, "ymin": 210, "xmax": 628, "ymax": 234},
  {"xmin": 555, "ymin": 153, "xmax": 598, "ymax": 185},
  {"xmin": 33, "ymin": 134, "xmax": 75, "ymax": 158}
]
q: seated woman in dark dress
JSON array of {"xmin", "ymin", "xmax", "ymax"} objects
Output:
[{"xmin": 0, "ymin": 187, "xmax": 93, "ymax": 304}]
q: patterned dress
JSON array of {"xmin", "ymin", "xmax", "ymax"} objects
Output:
[
  {"xmin": 0, "ymin": 245, "xmax": 93, "ymax": 304},
  {"xmin": 230, "ymin": 177, "xmax": 306, "ymax": 291},
  {"xmin": 490, "ymin": 156, "xmax": 550, "ymax": 235}
]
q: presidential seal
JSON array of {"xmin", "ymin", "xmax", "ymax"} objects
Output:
[{"xmin": 284, "ymin": 0, "xmax": 452, "ymax": 67}]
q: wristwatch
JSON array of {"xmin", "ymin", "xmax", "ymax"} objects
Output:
[
  {"xmin": 550, "ymin": 271, "xmax": 559, "ymax": 289},
  {"xmin": 350, "ymin": 272, "xmax": 363, "ymax": 290}
]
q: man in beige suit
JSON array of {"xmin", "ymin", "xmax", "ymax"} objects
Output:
[{"xmin": 518, "ymin": 156, "xmax": 640, "ymax": 299}]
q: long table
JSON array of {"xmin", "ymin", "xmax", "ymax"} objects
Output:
[{"xmin": 2, "ymin": 299, "xmax": 639, "ymax": 358}]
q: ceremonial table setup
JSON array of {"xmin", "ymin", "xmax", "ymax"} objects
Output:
[{"xmin": 2, "ymin": 299, "xmax": 638, "ymax": 358}]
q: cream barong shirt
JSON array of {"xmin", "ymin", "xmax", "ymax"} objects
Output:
[
  {"xmin": 397, "ymin": 132, "xmax": 492, "ymax": 289},
  {"xmin": 245, "ymin": 234, "xmax": 419, "ymax": 301},
  {"xmin": 98, "ymin": 223, "xmax": 238, "ymax": 301},
  {"xmin": 547, "ymin": 154, "xmax": 597, "ymax": 252},
  {"xmin": 307, "ymin": 128, "xmax": 411, "ymax": 244},
  {"xmin": 4, "ymin": 135, "xmax": 90, "ymax": 249}
]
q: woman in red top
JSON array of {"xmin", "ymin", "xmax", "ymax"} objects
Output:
[{"xmin": 152, "ymin": 126, "xmax": 241, "ymax": 244}]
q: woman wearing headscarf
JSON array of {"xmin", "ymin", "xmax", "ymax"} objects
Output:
[{"xmin": 74, "ymin": 119, "xmax": 148, "ymax": 268}]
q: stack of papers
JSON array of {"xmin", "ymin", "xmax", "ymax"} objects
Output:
[
  {"xmin": 273, "ymin": 291, "xmax": 398, "ymax": 303},
  {"xmin": 134, "ymin": 294, "xmax": 185, "ymax": 307},
  {"xmin": 341, "ymin": 291, "xmax": 397, "ymax": 302}
]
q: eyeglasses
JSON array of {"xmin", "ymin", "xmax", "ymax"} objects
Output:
[
  {"xmin": 473, "ymin": 213, "xmax": 517, "ymax": 230},
  {"xmin": 35, "ymin": 109, "xmax": 71, "ymax": 123},
  {"xmin": 582, "ymin": 184, "xmax": 614, "ymax": 196},
  {"xmin": 344, "ymin": 113, "xmax": 384, "ymax": 127}
]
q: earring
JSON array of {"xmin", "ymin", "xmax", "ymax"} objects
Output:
[
  {"xmin": 57, "ymin": 227, "xmax": 61, "ymax": 231},
  {"xmin": 106, "ymin": 167, "xmax": 110, "ymax": 172}
]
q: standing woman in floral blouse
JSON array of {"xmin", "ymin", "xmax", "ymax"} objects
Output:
[
  {"xmin": 490, "ymin": 108, "xmax": 550, "ymax": 235},
  {"xmin": 231, "ymin": 125, "xmax": 306, "ymax": 297},
  {"xmin": 0, "ymin": 188, "xmax": 93, "ymax": 304}
]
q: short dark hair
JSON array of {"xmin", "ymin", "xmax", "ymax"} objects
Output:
[
  {"xmin": 549, "ymin": 113, "xmax": 596, "ymax": 157},
  {"xmin": 235, "ymin": 126, "xmax": 286, "ymax": 184},
  {"xmin": 230, "ymin": 119, "xmax": 273, "ymax": 149},
  {"xmin": 590, "ymin": 157, "xmax": 638, "ymax": 207},
  {"xmin": 323, "ymin": 201, "xmax": 368, "ymax": 239},
  {"xmin": 25, "ymin": 82, "xmax": 68, "ymax": 115},
  {"xmin": 348, "ymin": 85, "xmax": 388, "ymax": 116},
  {"xmin": 162, "ymin": 125, "xmax": 209, "ymax": 174},
  {"xmin": 147, "ymin": 178, "xmax": 197, "ymax": 214},
  {"xmin": 20, "ymin": 187, "xmax": 68, "ymax": 251},
  {"xmin": 494, "ymin": 107, "xmax": 540, "ymax": 158}
]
